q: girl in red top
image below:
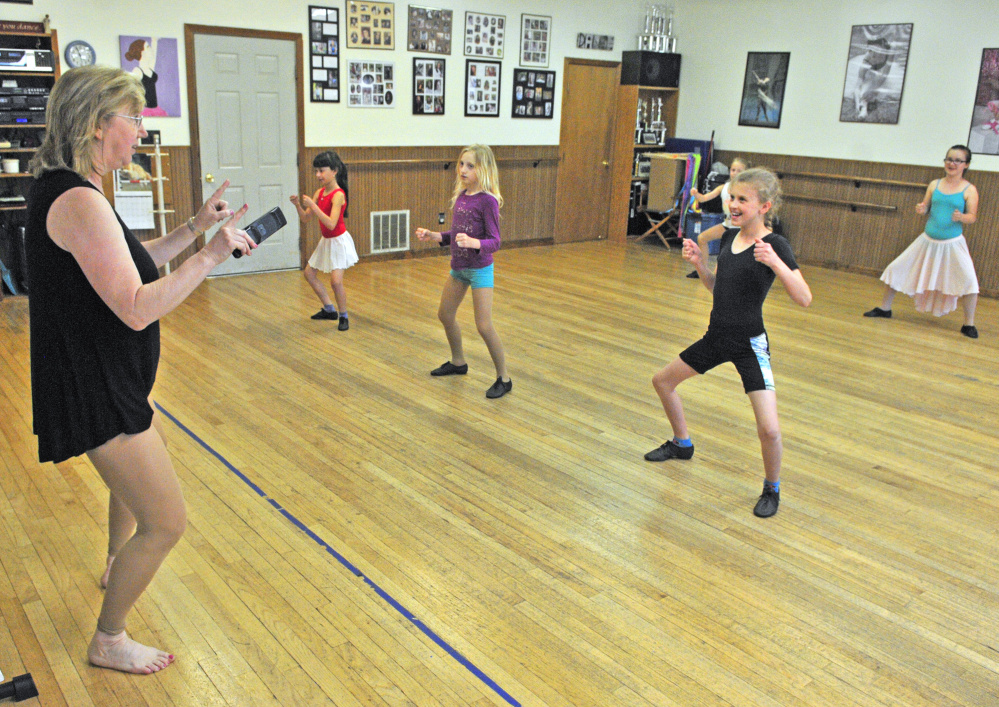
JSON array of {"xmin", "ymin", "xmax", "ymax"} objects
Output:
[{"xmin": 290, "ymin": 150, "xmax": 358, "ymax": 330}]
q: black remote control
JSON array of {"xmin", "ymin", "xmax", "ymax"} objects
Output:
[{"xmin": 232, "ymin": 206, "xmax": 288, "ymax": 258}]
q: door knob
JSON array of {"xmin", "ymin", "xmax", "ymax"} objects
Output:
[
  {"xmin": 601, "ymin": 160, "xmax": 610, "ymax": 167},
  {"xmin": 205, "ymin": 173, "xmax": 214, "ymax": 183}
]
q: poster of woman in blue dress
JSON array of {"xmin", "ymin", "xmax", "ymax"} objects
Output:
[{"xmin": 119, "ymin": 36, "xmax": 181, "ymax": 117}]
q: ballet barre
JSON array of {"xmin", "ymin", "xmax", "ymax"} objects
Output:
[
  {"xmin": 783, "ymin": 193, "xmax": 898, "ymax": 213},
  {"xmin": 777, "ymin": 170, "xmax": 924, "ymax": 190},
  {"xmin": 349, "ymin": 157, "xmax": 559, "ymax": 169}
]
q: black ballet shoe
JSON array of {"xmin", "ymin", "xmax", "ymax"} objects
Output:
[
  {"xmin": 485, "ymin": 377, "xmax": 512, "ymax": 399},
  {"xmin": 431, "ymin": 361, "xmax": 468, "ymax": 376},
  {"xmin": 311, "ymin": 308, "xmax": 338, "ymax": 321}
]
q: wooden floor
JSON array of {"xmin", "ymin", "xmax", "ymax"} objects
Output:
[{"xmin": 1, "ymin": 240, "xmax": 997, "ymax": 706}]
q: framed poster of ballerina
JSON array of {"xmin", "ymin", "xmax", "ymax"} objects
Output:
[
  {"xmin": 839, "ymin": 23, "xmax": 912, "ymax": 124},
  {"xmin": 738, "ymin": 52, "xmax": 789, "ymax": 129},
  {"xmin": 967, "ymin": 48, "xmax": 999, "ymax": 155}
]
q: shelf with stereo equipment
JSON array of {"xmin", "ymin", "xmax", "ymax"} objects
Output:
[
  {"xmin": 0, "ymin": 28, "xmax": 59, "ymax": 298},
  {"xmin": 611, "ymin": 50, "xmax": 681, "ymax": 239}
]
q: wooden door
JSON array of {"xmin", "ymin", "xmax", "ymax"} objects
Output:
[{"xmin": 553, "ymin": 59, "xmax": 619, "ymax": 243}]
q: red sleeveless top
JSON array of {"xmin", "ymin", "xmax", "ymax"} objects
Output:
[{"xmin": 316, "ymin": 187, "xmax": 347, "ymax": 238}]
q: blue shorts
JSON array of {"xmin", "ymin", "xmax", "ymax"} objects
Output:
[
  {"xmin": 679, "ymin": 331, "xmax": 775, "ymax": 393},
  {"xmin": 449, "ymin": 264, "xmax": 494, "ymax": 289}
]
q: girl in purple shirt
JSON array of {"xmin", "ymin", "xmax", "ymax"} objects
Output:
[{"xmin": 416, "ymin": 144, "xmax": 511, "ymax": 399}]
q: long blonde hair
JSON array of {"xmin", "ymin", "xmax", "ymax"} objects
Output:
[
  {"xmin": 450, "ymin": 144, "xmax": 503, "ymax": 209},
  {"xmin": 31, "ymin": 65, "xmax": 145, "ymax": 179}
]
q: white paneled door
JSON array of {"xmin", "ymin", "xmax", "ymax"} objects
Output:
[{"xmin": 195, "ymin": 33, "xmax": 300, "ymax": 275}]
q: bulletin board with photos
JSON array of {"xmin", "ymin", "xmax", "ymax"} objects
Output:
[
  {"xmin": 347, "ymin": 60, "xmax": 396, "ymax": 107},
  {"xmin": 413, "ymin": 57, "xmax": 445, "ymax": 115},
  {"xmin": 464, "ymin": 11, "xmax": 505, "ymax": 59},
  {"xmin": 519, "ymin": 14, "xmax": 550, "ymax": 68},
  {"xmin": 309, "ymin": 6, "xmax": 340, "ymax": 102},
  {"xmin": 407, "ymin": 5, "xmax": 452, "ymax": 55},
  {"xmin": 512, "ymin": 68, "xmax": 555, "ymax": 119},
  {"xmin": 465, "ymin": 59, "xmax": 501, "ymax": 117},
  {"xmin": 346, "ymin": 1, "xmax": 395, "ymax": 49}
]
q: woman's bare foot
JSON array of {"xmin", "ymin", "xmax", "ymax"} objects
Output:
[
  {"xmin": 88, "ymin": 629, "xmax": 174, "ymax": 674},
  {"xmin": 100, "ymin": 555, "xmax": 115, "ymax": 589}
]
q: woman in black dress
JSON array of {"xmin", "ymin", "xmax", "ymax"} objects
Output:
[{"xmin": 26, "ymin": 66, "xmax": 254, "ymax": 674}]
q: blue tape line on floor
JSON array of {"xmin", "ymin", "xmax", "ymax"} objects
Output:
[{"xmin": 154, "ymin": 402, "xmax": 521, "ymax": 707}]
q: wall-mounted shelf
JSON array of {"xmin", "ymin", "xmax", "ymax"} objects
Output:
[
  {"xmin": 0, "ymin": 28, "xmax": 60, "ymax": 297},
  {"xmin": 611, "ymin": 74, "xmax": 681, "ymax": 240}
]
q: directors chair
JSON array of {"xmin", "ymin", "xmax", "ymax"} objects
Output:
[{"xmin": 635, "ymin": 152, "xmax": 691, "ymax": 248}]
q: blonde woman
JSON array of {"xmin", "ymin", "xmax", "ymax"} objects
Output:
[
  {"xmin": 25, "ymin": 66, "xmax": 253, "ymax": 673},
  {"xmin": 415, "ymin": 144, "xmax": 511, "ymax": 398}
]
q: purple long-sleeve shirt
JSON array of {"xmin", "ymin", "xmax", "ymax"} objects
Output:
[{"xmin": 440, "ymin": 191, "xmax": 501, "ymax": 270}]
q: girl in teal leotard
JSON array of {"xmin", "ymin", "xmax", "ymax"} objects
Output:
[{"xmin": 864, "ymin": 145, "xmax": 981, "ymax": 338}]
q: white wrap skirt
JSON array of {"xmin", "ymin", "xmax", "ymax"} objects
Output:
[
  {"xmin": 308, "ymin": 232, "xmax": 359, "ymax": 272},
  {"xmin": 880, "ymin": 233, "xmax": 979, "ymax": 316}
]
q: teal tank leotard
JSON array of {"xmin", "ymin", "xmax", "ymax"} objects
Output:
[{"xmin": 925, "ymin": 183, "xmax": 968, "ymax": 241}]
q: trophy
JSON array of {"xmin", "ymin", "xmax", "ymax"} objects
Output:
[{"xmin": 637, "ymin": 4, "xmax": 676, "ymax": 53}]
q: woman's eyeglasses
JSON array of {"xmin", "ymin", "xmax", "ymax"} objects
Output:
[
  {"xmin": 113, "ymin": 114, "xmax": 144, "ymax": 128},
  {"xmin": 944, "ymin": 157, "xmax": 967, "ymax": 165}
]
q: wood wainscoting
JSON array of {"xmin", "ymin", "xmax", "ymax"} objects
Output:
[
  {"xmin": 131, "ymin": 145, "xmax": 560, "ymax": 272},
  {"xmin": 714, "ymin": 150, "xmax": 999, "ymax": 297},
  {"xmin": 299, "ymin": 145, "xmax": 560, "ymax": 267}
]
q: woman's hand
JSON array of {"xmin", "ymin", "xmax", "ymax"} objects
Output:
[
  {"xmin": 203, "ymin": 204, "xmax": 253, "ymax": 265},
  {"xmin": 415, "ymin": 227, "xmax": 441, "ymax": 243},
  {"xmin": 682, "ymin": 238, "xmax": 702, "ymax": 267},
  {"xmin": 915, "ymin": 201, "xmax": 928, "ymax": 215},
  {"xmin": 455, "ymin": 232, "xmax": 478, "ymax": 249},
  {"xmin": 192, "ymin": 180, "xmax": 235, "ymax": 234}
]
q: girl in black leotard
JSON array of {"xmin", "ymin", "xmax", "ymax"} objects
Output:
[{"xmin": 644, "ymin": 168, "xmax": 812, "ymax": 518}]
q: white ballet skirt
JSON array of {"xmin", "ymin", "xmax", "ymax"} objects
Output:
[
  {"xmin": 308, "ymin": 231, "xmax": 359, "ymax": 272},
  {"xmin": 880, "ymin": 233, "xmax": 979, "ymax": 316}
]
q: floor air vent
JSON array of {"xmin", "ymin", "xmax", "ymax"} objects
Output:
[{"xmin": 370, "ymin": 210, "xmax": 410, "ymax": 254}]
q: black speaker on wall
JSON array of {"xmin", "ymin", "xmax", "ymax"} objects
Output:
[{"xmin": 621, "ymin": 51, "xmax": 681, "ymax": 88}]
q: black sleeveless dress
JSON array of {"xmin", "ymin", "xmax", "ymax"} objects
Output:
[{"xmin": 25, "ymin": 169, "xmax": 161, "ymax": 463}]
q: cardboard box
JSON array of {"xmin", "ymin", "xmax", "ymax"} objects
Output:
[{"xmin": 647, "ymin": 153, "xmax": 687, "ymax": 212}]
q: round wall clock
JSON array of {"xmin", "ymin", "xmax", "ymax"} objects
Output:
[{"xmin": 65, "ymin": 41, "xmax": 97, "ymax": 69}]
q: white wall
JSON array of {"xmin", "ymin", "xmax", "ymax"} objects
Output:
[
  {"xmin": 11, "ymin": 1, "xmax": 994, "ymax": 170},
  {"xmin": 5, "ymin": 0, "xmax": 649, "ymax": 147},
  {"xmin": 672, "ymin": 0, "xmax": 999, "ymax": 172}
]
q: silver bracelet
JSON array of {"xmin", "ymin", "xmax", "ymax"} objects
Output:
[{"xmin": 186, "ymin": 216, "xmax": 205, "ymax": 237}]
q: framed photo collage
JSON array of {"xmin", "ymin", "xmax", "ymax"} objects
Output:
[
  {"xmin": 309, "ymin": 6, "xmax": 341, "ymax": 102},
  {"xmin": 307, "ymin": 6, "xmax": 556, "ymax": 118}
]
